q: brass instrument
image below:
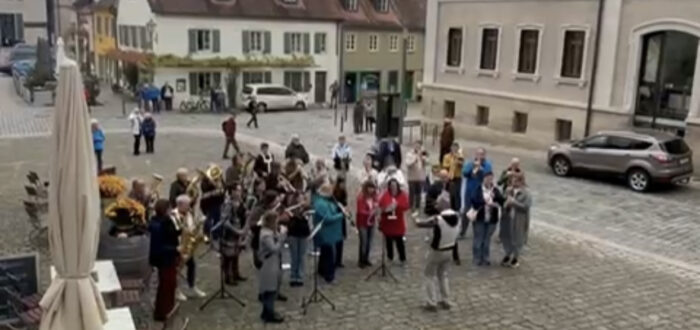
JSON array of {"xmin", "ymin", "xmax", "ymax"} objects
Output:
[
  {"xmin": 185, "ymin": 169, "xmax": 205, "ymax": 203},
  {"xmin": 278, "ymin": 174, "xmax": 297, "ymax": 193},
  {"xmin": 147, "ymin": 173, "xmax": 163, "ymax": 213},
  {"xmin": 172, "ymin": 210, "xmax": 207, "ymax": 267}
]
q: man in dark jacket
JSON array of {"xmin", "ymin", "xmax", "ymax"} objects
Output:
[
  {"xmin": 222, "ymin": 114, "xmax": 240, "ymax": 159},
  {"xmin": 425, "ymin": 170, "xmax": 449, "ymax": 216},
  {"xmin": 254, "ymin": 143, "xmax": 275, "ymax": 178},
  {"xmin": 377, "ymin": 137, "xmax": 402, "ymax": 169},
  {"xmin": 148, "ymin": 199, "xmax": 180, "ymax": 320},
  {"xmin": 440, "ymin": 119, "xmax": 454, "ymax": 164},
  {"xmin": 161, "ymin": 82, "xmax": 174, "ymax": 111},
  {"xmin": 284, "ymin": 134, "xmax": 310, "ymax": 164},
  {"xmin": 141, "ymin": 113, "xmax": 157, "ymax": 154},
  {"xmin": 168, "ymin": 168, "xmax": 189, "ymax": 207}
]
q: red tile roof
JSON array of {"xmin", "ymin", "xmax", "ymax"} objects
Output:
[{"xmin": 148, "ymin": 0, "xmax": 345, "ymax": 22}]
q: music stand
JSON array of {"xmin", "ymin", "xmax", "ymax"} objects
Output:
[
  {"xmin": 365, "ymin": 233, "xmax": 398, "ymax": 283},
  {"xmin": 199, "ymin": 215, "xmax": 245, "ymax": 311},
  {"xmin": 301, "ymin": 214, "xmax": 336, "ymax": 315}
]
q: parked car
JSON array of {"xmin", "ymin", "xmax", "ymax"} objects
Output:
[
  {"xmin": 240, "ymin": 84, "xmax": 308, "ymax": 112},
  {"xmin": 0, "ymin": 44, "xmax": 36, "ymax": 74},
  {"xmin": 547, "ymin": 130, "xmax": 693, "ymax": 192}
]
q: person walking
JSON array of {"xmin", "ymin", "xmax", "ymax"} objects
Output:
[
  {"xmin": 469, "ymin": 172, "xmax": 504, "ymax": 266},
  {"xmin": 258, "ymin": 211, "xmax": 287, "ymax": 324},
  {"xmin": 161, "ymin": 82, "xmax": 174, "ymax": 111},
  {"xmin": 439, "ymin": 119, "xmax": 455, "ymax": 163},
  {"xmin": 91, "ymin": 119, "xmax": 105, "ymax": 173},
  {"xmin": 364, "ymin": 99, "xmax": 376, "ymax": 132},
  {"xmin": 312, "ymin": 182, "xmax": 345, "ymax": 283},
  {"xmin": 378, "ymin": 179, "xmax": 410, "ymax": 265},
  {"xmin": 221, "ymin": 114, "xmax": 240, "ymax": 159},
  {"xmin": 406, "ymin": 140, "xmax": 427, "ymax": 216},
  {"xmin": 352, "ymin": 99, "xmax": 365, "ymax": 134},
  {"xmin": 500, "ymin": 174, "xmax": 531, "ymax": 268},
  {"xmin": 329, "ymin": 80, "xmax": 339, "ymax": 109},
  {"xmin": 128, "ymin": 108, "xmax": 143, "ymax": 156},
  {"xmin": 356, "ymin": 181, "xmax": 379, "ymax": 268},
  {"xmin": 246, "ymin": 99, "xmax": 260, "ymax": 129},
  {"xmin": 141, "ymin": 112, "xmax": 157, "ymax": 154}
]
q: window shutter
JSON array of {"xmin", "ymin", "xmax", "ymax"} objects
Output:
[
  {"xmin": 139, "ymin": 27, "xmax": 147, "ymax": 49},
  {"xmin": 303, "ymin": 33, "xmax": 310, "ymax": 54},
  {"xmin": 284, "ymin": 33, "xmax": 291, "ymax": 54},
  {"xmin": 283, "ymin": 72, "xmax": 290, "ymax": 88},
  {"xmin": 314, "ymin": 33, "xmax": 320, "ymax": 54},
  {"xmin": 303, "ymin": 71, "xmax": 310, "ymax": 91},
  {"xmin": 242, "ymin": 30, "xmax": 249, "ymax": 54},
  {"xmin": 188, "ymin": 29, "xmax": 196, "ymax": 53},
  {"xmin": 213, "ymin": 72, "xmax": 222, "ymax": 87},
  {"xmin": 212, "ymin": 29, "xmax": 221, "ymax": 52},
  {"xmin": 264, "ymin": 31, "xmax": 271, "ymax": 54},
  {"xmin": 15, "ymin": 14, "xmax": 23, "ymax": 41},
  {"xmin": 264, "ymin": 71, "xmax": 271, "ymax": 83},
  {"xmin": 189, "ymin": 73, "xmax": 197, "ymax": 95}
]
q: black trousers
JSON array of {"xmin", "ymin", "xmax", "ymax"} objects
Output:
[
  {"xmin": 95, "ymin": 150, "xmax": 103, "ymax": 173},
  {"xmin": 246, "ymin": 112, "xmax": 259, "ymax": 128},
  {"xmin": 164, "ymin": 98, "xmax": 173, "ymax": 111},
  {"xmin": 384, "ymin": 235, "xmax": 406, "ymax": 262},
  {"xmin": 186, "ymin": 258, "xmax": 196, "ymax": 288},
  {"xmin": 145, "ymin": 136, "xmax": 155, "ymax": 153},
  {"xmin": 223, "ymin": 138, "xmax": 240, "ymax": 157},
  {"xmin": 335, "ymin": 240, "xmax": 344, "ymax": 266},
  {"xmin": 133, "ymin": 134, "xmax": 141, "ymax": 155}
]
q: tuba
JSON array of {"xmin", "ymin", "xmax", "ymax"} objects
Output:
[{"xmin": 185, "ymin": 169, "xmax": 205, "ymax": 204}]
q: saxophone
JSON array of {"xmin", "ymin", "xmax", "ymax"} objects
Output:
[{"xmin": 172, "ymin": 209, "xmax": 207, "ymax": 267}]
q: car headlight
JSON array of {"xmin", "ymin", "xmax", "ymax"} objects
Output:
[{"xmin": 549, "ymin": 145, "xmax": 558, "ymax": 151}]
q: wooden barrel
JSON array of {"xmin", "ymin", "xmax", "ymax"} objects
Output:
[{"xmin": 97, "ymin": 233, "xmax": 150, "ymax": 280}]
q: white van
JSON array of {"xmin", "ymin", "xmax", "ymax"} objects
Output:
[{"xmin": 240, "ymin": 84, "xmax": 308, "ymax": 112}]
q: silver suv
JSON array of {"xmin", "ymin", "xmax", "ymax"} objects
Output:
[{"xmin": 547, "ymin": 130, "xmax": 693, "ymax": 192}]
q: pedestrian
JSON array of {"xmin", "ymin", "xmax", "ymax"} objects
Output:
[
  {"xmin": 91, "ymin": 119, "xmax": 105, "ymax": 173},
  {"xmin": 406, "ymin": 140, "xmax": 427, "ymax": 215},
  {"xmin": 414, "ymin": 194, "xmax": 458, "ymax": 312},
  {"xmin": 312, "ymin": 182, "xmax": 346, "ymax": 283},
  {"xmin": 168, "ymin": 168, "xmax": 189, "ymax": 207},
  {"xmin": 329, "ymin": 80, "xmax": 339, "ymax": 109},
  {"xmin": 377, "ymin": 137, "xmax": 401, "ymax": 169},
  {"xmin": 141, "ymin": 112, "xmax": 156, "ymax": 154},
  {"xmin": 352, "ymin": 99, "xmax": 365, "ymax": 134},
  {"xmin": 439, "ymin": 119, "xmax": 454, "ymax": 164},
  {"xmin": 498, "ymin": 158, "xmax": 522, "ymax": 191},
  {"xmin": 500, "ymin": 173, "xmax": 531, "ymax": 268},
  {"xmin": 148, "ymin": 199, "xmax": 180, "ymax": 321},
  {"xmin": 442, "ymin": 143, "xmax": 463, "ymax": 263},
  {"xmin": 210, "ymin": 86, "xmax": 218, "ymax": 113},
  {"xmin": 331, "ymin": 135, "xmax": 352, "ymax": 172},
  {"xmin": 356, "ymin": 181, "xmax": 379, "ymax": 268},
  {"xmin": 425, "ymin": 169, "xmax": 449, "ymax": 217},
  {"xmin": 128, "ymin": 108, "xmax": 143, "ymax": 156},
  {"xmin": 286, "ymin": 192, "xmax": 310, "ymax": 287},
  {"xmin": 364, "ymin": 99, "xmax": 376, "ymax": 132},
  {"xmin": 469, "ymin": 172, "xmax": 504, "ymax": 266},
  {"xmin": 258, "ymin": 211, "xmax": 287, "ymax": 324},
  {"xmin": 460, "ymin": 147, "xmax": 493, "ymax": 238},
  {"xmin": 378, "ymin": 179, "xmax": 410, "ymax": 265},
  {"xmin": 246, "ymin": 99, "xmax": 260, "ymax": 128},
  {"xmin": 333, "ymin": 175, "xmax": 349, "ymax": 268},
  {"xmin": 284, "ymin": 134, "xmax": 310, "ymax": 165},
  {"xmin": 221, "ymin": 114, "xmax": 240, "ymax": 159},
  {"xmin": 149, "ymin": 83, "xmax": 161, "ymax": 113},
  {"xmin": 161, "ymin": 82, "xmax": 174, "ymax": 111}
]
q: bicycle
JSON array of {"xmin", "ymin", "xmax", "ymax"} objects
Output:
[{"xmin": 179, "ymin": 95, "xmax": 210, "ymax": 113}]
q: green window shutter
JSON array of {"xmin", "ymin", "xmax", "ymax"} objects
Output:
[
  {"xmin": 189, "ymin": 72, "xmax": 197, "ymax": 95},
  {"xmin": 242, "ymin": 30, "xmax": 249, "ymax": 54},
  {"xmin": 139, "ymin": 27, "xmax": 147, "ymax": 49},
  {"xmin": 188, "ymin": 29, "xmax": 196, "ymax": 53},
  {"xmin": 15, "ymin": 14, "xmax": 23, "ymax": 41},
  {"xmin": 283, "ymin": 72, "xmax": 291, "ymax": 88},
  {"xmin": 213, "ymin": 72, "xmax": 222, "ymax": 87},
  {"xmin": 314, "ymin": 33, "xmax": 320, "ymax": 54},
  {"xmin": 303, "ymin": 33, "xmax": 310, "ymax": 54},
  {"xmin": 284, "ymin": 33, "xmax": 291, "ymax": 54},
  {"xmin": 303, "ymin": 71, "xmax": 310, "ymax": 92},
  {"xmin": 212, "ymin": 30, "xmax": 221, "ymax": 53},
  {"xmin": 264, "ymin": 71, "xmax": 271, "ymax": 83},
  {"xmin": 264, "ymin": 31, "xmax": 271, "ymax": 54}
]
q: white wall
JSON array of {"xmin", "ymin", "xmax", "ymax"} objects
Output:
[{"xmin": 115, "ymin": 0, "xmax": 154, "ymax": 51}]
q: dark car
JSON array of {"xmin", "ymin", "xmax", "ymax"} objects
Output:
[{"xmin": 0, "ymin": 44, "xmax": 36, "ymax": 74}]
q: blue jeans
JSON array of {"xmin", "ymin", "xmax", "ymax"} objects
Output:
[
  {"xmin": 472, "ymin": 221, "xmax": 497, "ymax": 264},
  {"xmin": 358, "ymin": 225, "xmax": 375, "ymax": 265},
  {"xmin": 204, "ymin": 206, "xmax": 222, "ymax": 238},
  {"xmin": 288, "ymin": 236, "xmax": 307, "ymax": 283},
  {"xmin": 317, "ymin": 244, "xmax": 336, "ymax": 283}
]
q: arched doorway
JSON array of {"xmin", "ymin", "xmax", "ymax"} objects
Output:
[{"xmin": 635, "ymin": 31, "xmax": 699, "ymax": 129}]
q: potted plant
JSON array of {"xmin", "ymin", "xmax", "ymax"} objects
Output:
[
  {"xmin": 103, "ymin": 197, "xmax": 147, "ymax": 236},
  {"xmin": 99, "ymin": 196, "xmax": 151, "ymax": 278}
]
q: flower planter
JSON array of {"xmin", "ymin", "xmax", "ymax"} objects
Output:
[{"xmin": 97, "ymin": 232, "xmax": 150, "ymax": 280}]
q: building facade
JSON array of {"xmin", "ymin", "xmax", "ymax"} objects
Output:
[
  {"xmin": 422, "ymin": 0, "xmax": 700, "ymax": 168},
  {"xmin": 92, "ymin": 0, "xmax": 117, "ymax": 81},
  {"xmin": 0, "ymin": 0, "xmax": 48, "ymax": 45},
  {"xmin": 339, "ymin": 0, "xmax": 425, "ymax": 102}
]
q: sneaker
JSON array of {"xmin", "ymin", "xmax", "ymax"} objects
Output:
[
  {"xmin": 438, "ymin": 301, "xmax": 454, "ymax": 310},
  {"xmin": 290, "ymin": 281, "xmax": 303, "ymax": 288},
  {"xmin": 412, "ymin": 211, "xmax": 420, "ymax": 218},
  {"xmin": 422, "ymin": 304, "xmax": 438, "ymax": 312},
  {"xmin": 185, "ymin": 287, "xmax": 206, "ymax": 299},
  {"xmin": 277, "ymin": 293, "xmax": 288, "ymax": 302},
  {"xmin": 483, "ymin": 260, "xmax": 491, "ymax": 266},
  {"xmin": 175, "ymin": 290, "xmax": 187, "ymax": 302},
  {"xmin": 510, "ymin": 258, "xmax": 520, "ymax": 268},
  {"xmin": 500, "ymin": 256, "xmax": 511, "ymax": 267}
]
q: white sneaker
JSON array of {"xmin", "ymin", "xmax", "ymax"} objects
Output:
[
  {"xmin": 185, "ymin": 286, "xmax": 206, "ymax": 298},
  {"xmin": 176, "ymin": 290, "xmax": 187, "ymax": 302}
]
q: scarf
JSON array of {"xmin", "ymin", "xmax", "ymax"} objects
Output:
[
  {"xmin": 482, "ymin": 184, "xmax": 501, "ymax": 223},
  {"xmin": 261, "ymin": 153, "xmax": 273, "ymax": 173}
]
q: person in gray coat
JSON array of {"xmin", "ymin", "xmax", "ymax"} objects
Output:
[
  {"xmin": 258, "ymin": 211, "xmax": 287, "ymax": 323},
  {"xmin": 499, "ymin": 173, "xmax": 531, "ymax": 268}
]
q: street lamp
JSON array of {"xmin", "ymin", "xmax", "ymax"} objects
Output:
[{"xmin": 146, "ymin": 18, "xmax": 156, "ymax": 51}]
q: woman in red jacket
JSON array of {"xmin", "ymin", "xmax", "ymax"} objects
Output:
[
  {"xmin": 378, "ymin": 178, "xmax": 410, "ymax": 265},
  {"xmin": 356, "ymin": 181, "xmax": 379, "ymax": 268}
]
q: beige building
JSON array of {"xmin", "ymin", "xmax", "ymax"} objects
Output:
[
  {"xmin": 422, "ymin": 0, "xmax": 700, "ymax": 169},
  {"xmin": 0, "ymin": 0, "xmax": 47, "ymax": 45}
]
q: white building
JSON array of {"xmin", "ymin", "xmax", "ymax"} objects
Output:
[
  {"xmin": 422, "ymin": 0, "xmax": 700, "ymax": 169},
  {"xmin": 116, "ymin": 0, "xmax": 343, "ymax": 108},
  {"xmin": 0, "ymin": 0, "xmax": 47, "ymax": 45}
]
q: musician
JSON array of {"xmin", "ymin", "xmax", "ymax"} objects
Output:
[
  {"xmin": 148, "ymin": 199, "xmax": 180, "ymax": 321},
  {"xmin": 356, "ymin": 181, "xmax": 379, "ymax": 268},
  {"xmin": 200, "ymin": 167, "xmax": 225, "ymax": 237},
  {"xmin": 264, "ymin": 162, "xmax": 286, "ymax": 194},
  {"xmin": 283, "ymin": 158, "xmax": 305, "ymax": 192},
  {"xmin": 332, "ymin": 175, "xmax": 349, "ymax": 268},
  {"xmin": 219, "ymin": 184, "xmax": 248, "ymax": 285},
  {"xmin": 129, "ymin": 178, "xmax": 150, "ymax": 209},
  {"xmin": 312, "ymin": 182, "xmax": 345, "ymax": 283},
  {"xmin": 285, "ymin": 192, "xmax": 310, "ymax": 287},
  {"xmin": 309, "ymin": 159, "xmax": 330, "ymax": 193},
  {"xmin": 172, "ymin": 195, "xmax": 206, "ymax": 300},
  {"xmin": 378, "ymin": 179, "xmax": 410, "ymax": 265},
  {"xmin": 169, "ymin": 168, "xmax": 189, "ymax": 207},
  {"xmin": 254, "ymin": 143, "xmax": 275, "ymax": 178},
  {"xmin": 284, "ymin": 134, "xmax": 310, "ymax": 165},
  {"xmin": 225, "ymin": 154, "xmax": 244, "ymax": 193},
  {"xmin": 258, "ymin": 211, "xmax": 287, "ymax": 324}
]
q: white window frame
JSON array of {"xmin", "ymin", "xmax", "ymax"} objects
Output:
[
  {"xmin": 512, "ymin": 24, "xmax": 544, "ymax": 82},
  {"xmin": 406, "ymin": 34, "xmax": 416, "ymax": 53},
  {"xmin": 377, "ymin": 0, "xmax": 389, "ymax": 12},
  {"xmin": 442, "ymin": 26, "xmax": 465, "ymax": 74},
  {"xmin": 289, "ymin": 32, "xmax": 303, "ymax": 54},
  {"xmin": 315, "ymin": 32, "xmax": 327, "ymax": 54},
  {"xmin": 368, "ymin": 34, "xmax": 379, "ymax": 52},
  {"xmin": 388, "ymin": 34, "xmax": 399, "ymax": 52},
  {"xmin": 249, "ymin": 30, "xmax": 264, "ymax": 53},
  {"xmin": 475, "ymin": 23, "xmax": 502, "ymax": 78},
  {"xmin": 555, "ymin": 24, "xmax": 590, "ymax": 87},
  {"xmin": 345, "ymin": 33, "xmax": 356, "ymax": 52},
  {"xmin": 347, "ymin": 0, "xmax": 358, "ymax": 11},
  {"xmin": 196, "ymin": 29, "xmax": 212, "ymax": 52}
]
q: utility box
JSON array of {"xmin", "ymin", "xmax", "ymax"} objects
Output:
[{"xmin": 375, "ymin": 93, "xmax": 402, "ymax": 139}]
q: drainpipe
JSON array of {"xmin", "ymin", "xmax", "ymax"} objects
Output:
[{"xmin": 584, "ymin": 0, "xmax": 605, "ymax": 137}]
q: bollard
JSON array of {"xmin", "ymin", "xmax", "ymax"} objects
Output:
[
  {"xmin": 121, "ymin": 97, "xmax": 126, "ymax": 117},
  {"xmin": 340, "ymin": 115, "xmax": 344, "ymax": 132},
  {"xmin": 334, "ymin": 105, "xmax": 338, "ymax": 126}
]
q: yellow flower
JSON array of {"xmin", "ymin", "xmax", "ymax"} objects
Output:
[
  {"xmin": 98, "ymin": 175, "xmax": 126, "ymax": 198},
  {"xmin": 104, "ymin": 197, "xmax": 146, "ymax": 226}
]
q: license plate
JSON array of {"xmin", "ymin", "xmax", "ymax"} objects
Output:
[{"xmin": 680, "ymin": 158, "xmax": 689, "ymax": 165}]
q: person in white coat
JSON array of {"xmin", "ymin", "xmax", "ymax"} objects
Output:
[{"xmin": 128, "ymin": 108, "xmax": 143, "ymax": 155}]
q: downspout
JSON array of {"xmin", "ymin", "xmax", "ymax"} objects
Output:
[{"xmin": 584, "ymin": 0, "xmax": 605, "ymax": 136}]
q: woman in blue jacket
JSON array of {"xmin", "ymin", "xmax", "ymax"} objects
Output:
[
  {"xmin": 91, "ymin": 119, "xmax": 105, "ymax": 172},
  {"xmin": 141, "ymin": 113, "xmax": 157, "ymax": 154},
  {"xmin": 312, "ymin": 182, "xmax": 345, "ymax": 283}
]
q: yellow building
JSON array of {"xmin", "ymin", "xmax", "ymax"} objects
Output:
[{"xmin": 92, "ymin": 0, "xmax": 118, "ymax": 82}]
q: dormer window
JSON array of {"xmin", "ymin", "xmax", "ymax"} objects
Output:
[
  {"xmin": 345, "ymin": 0, "xmax": 358, "ymax": 11},
  {"xmin": 281, "ymin": 0, "xmax": 297, "ymax": 4},
  {"xmin": 375, "ymin": 0, "xmax": 389, "ymax": 12}
]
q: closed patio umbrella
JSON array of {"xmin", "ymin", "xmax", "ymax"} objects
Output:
[{"xmin": 39, "ymin": 60, "xmax": 107, "ymax": 329}]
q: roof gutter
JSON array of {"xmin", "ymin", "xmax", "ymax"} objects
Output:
[{"xmin": 584, "ymin": 0, "xmax": 605, "ymax": 137}]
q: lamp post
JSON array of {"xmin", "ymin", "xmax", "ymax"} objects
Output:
[{"xmin": 145, "ymin": 18, "xmax": 156, "ymax": 84}]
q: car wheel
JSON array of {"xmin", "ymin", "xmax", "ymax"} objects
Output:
[
  {"xmin": 551, "ymin": 156, "xmax": 571, "ymax": 177},
  {"xmin": 295, "ymin": 101, "xmax": 306, "ymax": 110},
  {"xmin": 627, "ymin": 168, "xmax": 650, "ymax": 192},
  {"xmin": 256, "ymin": 103, "xmax": 267, "ymax": 113}
]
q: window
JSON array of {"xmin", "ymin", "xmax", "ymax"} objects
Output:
[
  {"xmin": 555, "ymin": 119, "xmax": 572, "ymax": 141},
  {"xmin": 561, "ymin": 30, "xmax": 586, "ymax": 78},
  {"xmin": 406, "ymin": 35, "xmax": 416, "ymax": 52},
  {"xmin": 583, "ymin": 135, "xmax": 608, "ymax": 148},
  {"xmin": 369, "ymin": 34, "xmax": 379, "ymax": 52},
  {"xmin": 446, "ymin": 28, "xmax": 462, "ymax": 67},
  {"xmin": 476, "ymin": 106, "xmax": 489, "ymax": 126},
  {"xmin": 346, "ymin": 0, "xmax": 358, "ymax": 11},
  {"xmin": 285, "ymin": 32, "xmax": 304, "ymax": 53},
  {"xmin": 376, "ymin": 0, "xmax": 389, "ymax": 12},
  {"xmin": 284, "ymin": 71, "xmax": 310, "ymax": 92},
  {"xmin": 129, "ymin": 26, "xmax": 138, "ymax": 48},
  {"xmin": 662, "ymin": 139, "xmax": 691, "ymax": 154},
  {"xmin": 389, "ymin": 35, "xmax": 399, "ymax": 52},
  {"xmin": 517, "ymin": 29, "xmax": 540, "ymax": 74},
  {"xmin": 119, "ymin": 26, "xmax": 129, "ymax": 46},
  {"xmin": 196, "ymin": 29, "xmax": 211, "ymax": 51},
  {"xmin": 250, "ymin": 31, "xmax": 263, "ymax": 52},
  {"xmin": 314, "ymin": 33, "xmax": 327, "ymax": 54},
  {"xmin": 242, "ymin": 71, "xmax": 272, "ymax": 85},
  {"xmin": 444, "ymin": 101, "xmax": 455, "ymax": 119},
  {"xmin": 607, "ymin": 136, "xmax": 652, "ymax": 150},
  {"xmin": 189, "ymin": 72, "xmax": 221, "ymax": 95},
  {"xmin": 345, "ymin": 33, "xmax": 356, "ymax": 51},
  {"xmin": 107, "ymin": 18, "xmax": 112, "ymax": 37},
  {"xmin": 479, "ymin": 28, "xmax": 499, "ymax": 71},
  {"xmin": 512, "ymin": 111, "xmax": 528, "ymax": 133},
  {"xmin": 388, "ymin": 70, "xmax": 398, "ymax": 92},
  {"xmin": 96, "ymin": 16, "xmax": 103, "ymax": 35}
]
